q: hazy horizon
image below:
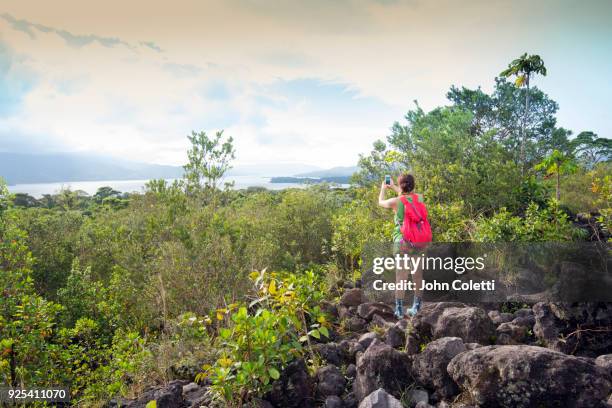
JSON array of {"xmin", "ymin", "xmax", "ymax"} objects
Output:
[{"xmin": 1, "ymin": 0, "xmax": 611, "ymax": 168}]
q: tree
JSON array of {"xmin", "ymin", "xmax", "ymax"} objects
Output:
[
  {"xmin": 0, "ymin": 178, "xmax": 9, "ymax": 215},
  {"xmin": 448, "ymin": 78, "xmax": 559, "ymax": 166},
  {"xmin": 572, "ymin": 131, "xmax": 612, "ymax": 168},
  {"xmin": 93, "ymin": 186, "xmax": 121, "ymax": 204},
  {"xmin": 183, "ymin": 130, "xmax": 236, "ymax": 192},
  {"xmin": 534, "ymin": 149, "xmax": 578, "ymax": 201},
  {"xmin": 500, "ymin": 53, "xmax": 547, "ymax": 173}
]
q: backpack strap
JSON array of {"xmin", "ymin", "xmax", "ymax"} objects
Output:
[{"xmin": 400, "ymin": 194, "xmax": 423, "ymax": 223}]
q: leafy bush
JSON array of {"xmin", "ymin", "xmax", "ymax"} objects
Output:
[{"xmin": 198, "ymin": 269, "xmax": 330, "ymax": 407}]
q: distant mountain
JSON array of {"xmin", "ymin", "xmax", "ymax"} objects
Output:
[
  {"xmin": 228, "ymin": 163, "xmax": 322, "ymax": 177},
  {"xmin": 294, "ymin": 166, "xmax": 358, "ymax": 178},
  {"xmin": 0, "ymin": 152, "xmax": 184, "ymax": 185},
  {"xmin": 0, "ymin": 152, "xmax": 329, "ymax": 185}
]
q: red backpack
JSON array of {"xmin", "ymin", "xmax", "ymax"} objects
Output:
[{"xmin": 399, "ymin": 194, "xmax": 432, "ymax": 248}]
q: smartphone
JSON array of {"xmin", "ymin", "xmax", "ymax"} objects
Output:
[{"xmin": 385, "ymin": 175, "xmax": 391, "ymax": 185}]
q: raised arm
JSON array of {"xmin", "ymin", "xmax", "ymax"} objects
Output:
[{"xmin": 378, "ymin": 180, "xmax": 398, "ymax": 209}]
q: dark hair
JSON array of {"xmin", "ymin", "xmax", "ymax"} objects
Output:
[{"xmin": 398, "ymin": 174, "xmax": 415, "ymax": 193}]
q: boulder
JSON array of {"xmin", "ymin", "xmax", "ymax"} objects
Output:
[
  {"xmin": 412, "ymin": 337, "xmax": 466, "ymax": 401},
  {"xmin": 341, "ymin": 288, "xmax": 364, "ymax": 307},
  {"xmin": 324, "ymin": 395, "xmax": 343, "ymax": 408},
  {"xmin": 346, "ymin": 363, "xmax": 357, "ymax": 380},
  {"xmin": 406, "ymin": 388, "xmax": 429, "ymax": 406},
  {"xmin": 533, "ymin": 302, "xmax": 612, "ymax": 356},
  {"xmin": 488, "ymin": 310, "xmax": 514, "ymax": 325},
  {"xmin": 182, "ymin": 382, "xmax": 209, "ymax": 407},
  {"xmin": 343, "ymin": 392, "xmax": 359, "ymax": 408},
  {"xmin": 385, "ymin": 325, "xmax": 405, "ymax": 349},
  {"xmin": 354, "ymin": 342, "xmax": 413, "ymax": 401},
  {"xmin": 314, "ymin": 342, "xmax": 346, "ymax": 366},
  {"xmin": 358, "ymin": 302, "xmax": 396, "ymax": 321},
  {"xmin": 267, "ymin": 359, "xmax": 314, "ymax": 408},
  {"xmin": 316, "ymin": 365, "xmax": 347, "ymax": 397},
  {"xmin": 153, "ymin": 380, "xmax": 185, "ymax": 408},
  {"xmin": 410, "ymin": 303, "xmax": 494, "ymax": 345},
  {"xmin": 496, "ymin": 322, "xmax": 528, "ymax": 343},
  {"xmin": 358, "ymin": 388, "xmax": 403, "ymax": 408},
  {"xmin": 358, "ymin": 332, "xmax": 379, "ymax": 349},
  {"xmin": 346, "ymin": 316, "xmax": 368, "ymax": 332},
  {"xmin": 448, "ymin": 345, "xmax": 612, "ymax": 407},
  {"xmin": 596, "ymin": 354, "xmax": 612, "ymax": 376}
]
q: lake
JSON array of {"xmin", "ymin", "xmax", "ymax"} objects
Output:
[{"xmin": 7, "ymin": 176, "xmax": 307, "ymax": 197}]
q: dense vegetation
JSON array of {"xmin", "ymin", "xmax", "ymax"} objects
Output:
[{"xmin": 1, "ymin": 55, "xmax": 611, "ymax": 407}]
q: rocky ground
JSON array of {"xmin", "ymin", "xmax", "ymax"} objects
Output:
[{"xmin": 113, "ymin": 283, "xmax": 612, "ymax": 408}]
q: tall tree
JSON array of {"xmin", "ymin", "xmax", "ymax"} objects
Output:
[
  {"xmin": 183, "ymin": 130, "xmax": 236, "ymax": 192},
  {"xmin": 572, "ymin": 131, "xmax": 612, "ymax": 168},
  {"xmin": 500, "ymin": 53, "xmax": 547, "ymax": 173}
]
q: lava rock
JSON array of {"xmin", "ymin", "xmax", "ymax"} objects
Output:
[
  {"xmin": 267, "ymin": 359, "xmax": 314, "ymax": 408},
  {"xmin": 412, "ymin": 337, "xmax": 466, "ymax": 401},
  {"xmin": 353, "ymin": 342, "xmax": 413, "ymax": 401},
  {"xmin": 316, "ymin": 365, "xmax": 347, "ymax": 397},
  {"xmin": 341, "ymin": 288, "xmax": 364, "ymax": 307},
  {"xmin": 448, "ymin": 345, "xmax": 612, "ymax": 407},
  {"xmin": 358, "ymin": 388, "xmax": 403, "ymax": 408},
  {"xmin": 385, "ymin": 325, "xmax": 406, "ymax": 349},
  {"xmin": 358, "ymin": 332, "xmax": 379, "ymax": 349}
]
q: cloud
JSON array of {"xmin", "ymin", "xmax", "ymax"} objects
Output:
[
  {"xmin": 0, "ymin": 0, "xmax": 610, "ymax": 169},
  {"xmin": 0, "ymin": 13, "xmax": 162, "ymax": 52}
]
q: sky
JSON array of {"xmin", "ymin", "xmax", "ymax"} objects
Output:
[{"xmin": 0, "ymin": 0, "xmax": 611, "ymax": 168}]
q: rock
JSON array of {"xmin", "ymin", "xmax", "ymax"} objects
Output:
[
  {"xmin": 464, "ymin": 343, "xmax": 482, "ymax": 350},
  {"xmin": 495, "ymin": 333, "xmax": 515, "ymax": 345},
  {"xmin": 370, "ymin": 313, "xmax": 396, "ymax": 329},
  {"xmin": 182, "ymin": 382, "xmax": 199, "ymax": 394},
  {"xmin": 325, "ymin": 395, "xmax": 343, "ymax": 408},
  {"xmin": 488, "ymin": 310, "xmax": 514, "ymax": 325},
  {"xmin": 412, "ymin": 337, "xmax": 466, "ymax": 401},
  {"xmin": 341, "ymin": 288, "xmax": 364, "ymax": 307},
  {"xmin": 354, "ymin": 342, "xmax": 413, "ymax": 401},
  {"xmin": 448, "ymin": 345, "xmax": 612, "ymax": 407},
  {"xmin": 496, "ymin": 322, "xmax": 527, "ymax": 343},
  {"xmin": 433, "ymin": 306, "xmax": 495, "ymax": 344},
  {"xmin": 395, "ymin": 319, "xmax": 409, "ymax": 331},
  {"xmin": 183, "ymin": 382, "xmax": 209, "ymax": 407},
  {"xmin": 346, "ymin": 363, "xmax": 357, "ymax": 379},
  {"xmin": 316, "ymin": 365, "xmax": 346, "ymax": 397},
  {"xmin": 406, "ymin": 389, "xmax": 429, "ymax": 406},
  {"xmin": 405, "ymin": 333, "xmax": 421, "ymax": 355},
  {"xmin": 358, "ymin": 332, "xmax": 379, "ymax": 349},
  {"xmin": 343, "ymin": 392, "xmax": 358, "ymax": 408},
  {"xmin": 385, "ymin": 325, "xmax": 405, "ymax": 348},
  {"xmin": 321, "ymin": 300, "xmax": 339, "ymax": 320},
  {"xmin": 314, "ymin": 342, "xmax": 346, "ymax": 366},
  {"xmin": 410, "ymin": 303, "xmax": 494, "ymax": 345},
  {"xmin": 155, "ymin": 380, "xmax": 185, "ymax": 408},
  {"xmin": 511, "ymin": 315, "xmax": 535, "ymax": 328},
  {"xmin": 358, "ymin": 388, "xmax": 403, "ymax": 408},
  {"xmin": 596, "ymin": 354, "xmax": 612, "ymax": 376},
  {"xmin": 513, "ymin": 308, "xmax": 534, "ymax": 319},
  {"xmin": 358, "ymin": 302, "xmax": 395, "ymax": 321},
  {"xmin": 339, "ymin": 305, "xmax": 352, "ymax": 320},
  {"xmin": 247, "ymin": 398, "xmax": 274, "ymax": 408},
  {"xmin": 348, "ymin": 341, "xmax": 365, "ymax": 361},
  {"xmin": 415, "ymin": 402, "xmax": 434, "ymax": 408},
  {"xmin": 267, "ymin": 359, "xmax": 314, "ymax": 408},
  {"xmin": 346, "ymin": 316, "xmax": 368, "ymax": 332},
  {"xmin": 533, "ymin": 302, "xmax": 612, "ymax": 356},
  {"xmin": 343, "ymin": 281, "xmax": 355, "ymax": 289}
]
